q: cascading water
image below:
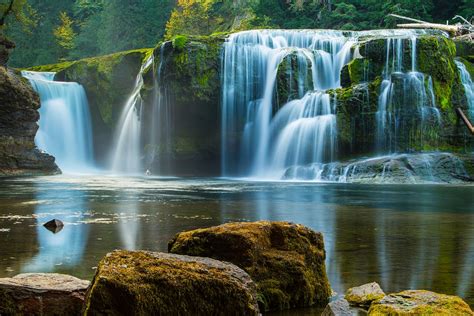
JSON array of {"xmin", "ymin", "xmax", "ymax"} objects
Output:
[
  {"xmin": 111, "ymin": 55, "xmax": 154, "ymax": 174},
  {"xmin": 221, "ymin": 29, "xmax": 460, "ymax": 182},
  {"xmin": 455, "ymin": 60, "xmax": 474, "ymax": 119},
  {"xmin": 221, "ymin": 30, "xmax": 354, "ymax": 178},
  {"xmin": 375, "ymin": 36, "xmax": 441, "ymax": 153},
  {"xmin": 145, "ymin": 44, "xmax": 172, "ymax": 175},
  {"xmin": 21, "ymin": 71, "xmax": 94, "ymax": 172}
]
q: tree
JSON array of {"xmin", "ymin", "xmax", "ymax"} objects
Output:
[
  {"xmin": 0, "ymin": 0, "xmax": 35, "ymax": 30},
  {"xmin": 53, "ymin": 11, "xmax": 76, "ymax": 59}
]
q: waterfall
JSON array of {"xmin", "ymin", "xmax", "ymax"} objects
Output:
[
  {"xmin": 21, "ymin": 71, "xmax": 94, "ymax": 172},
  {"xmin": 455, "ymin": 60, "xmax": 474, "ymax": 120},
  {"xmin": 146, "ymin": 44, "xmax": 172, "ymax": 175},
  {"xmin": 111, "ymin": 55, "xmax": 154, "ymax": 174},
  {"xmin": 375, "ymin": 36, "xmax": 441, "ymax": 153},
  {"xmin": 221, "ymin": 30, "xmax": 354, "ymax": 178}
]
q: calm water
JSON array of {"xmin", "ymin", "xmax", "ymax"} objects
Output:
[{"xmin": 0, "ymin": 175, "xmax": 473, "ymax": 310}]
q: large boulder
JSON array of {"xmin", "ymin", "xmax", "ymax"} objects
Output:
[
  {"xmin": 368, "ymin": 290, "xmax": 474, "ymax": 315},
  {"xmin": 345, "ymin": 282, "xmax": 385, "ymax": 308},
  {"xmin": 84, "ymin": 250, "xmax": 260, "ymax": 315},
  {"xmin": 0, "ymin": 68, "xmax": 60, "ymax": 176},
  {"xmin": 168, "ymin": 221, "xmax": 331, "ymax": 311},
  {"xmin": 0, "ymin": 273, "xmax": 90, "ymax": 315}
]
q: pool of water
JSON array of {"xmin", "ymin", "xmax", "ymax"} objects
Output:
[{"xmin": 0, "ymin": 175, "xmax": 473, "ymax": 311}]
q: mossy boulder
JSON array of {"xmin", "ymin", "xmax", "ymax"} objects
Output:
[
  {"xmin": 0, "ymin": 273, "xmax": 89, "ymax": 315},
  {"xmin": 345, "ymin": 282, "xmax": 385, "ymax": 308},
  {"xmin": 368, "ymin": 290, "xmax": 474, "ymax": 315},
  {"xmin": 168, "ymin": 221, "xmax": 331, "ymax": 312},
  {"xmin": 0, "ymin": 68, "xmax": 60, "ymax": 176},
  {"xmin": 84, "ymin": 250, "xmax": 260, "ymax": 315},
  {"xmin": 276, "ymin": 51, "xmax": 313, "ymax": 108}
]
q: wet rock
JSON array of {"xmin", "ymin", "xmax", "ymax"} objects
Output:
[
  {"xmin": 368, "ymin": 290, "xmax": 474, "ymax": 315},
  {"xmin": 168, "ymin": 221, "xmax": 331, "ymax": 311},
  {"xmin": 43, "ymin": 219, "xmax": 64, "ymax": 234},
  {"xmin": 283, "ymin": 152, "xmax": 473, "ymax": 184},
  {"xmin": 84, "ymin": 250, "xmax": 260, "ymax": 315},
  {"xmin": 345, "ymin": 282, "xmax": 385, "ymax": 308},
  {"xmin": 322, "ymin": 298, "xmax": 353, "ymax": 316},
  {"xmin": 0, "ymin": 273, "xmax": 90, "ymax": 315},
  {"xmin": 0, "ymin": 67, "xmax": 60, "ymax": 176}
]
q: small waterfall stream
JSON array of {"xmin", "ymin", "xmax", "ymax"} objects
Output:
[
  {"xmin": 110, "ymin": 55, "xmax": 154, "ymax": 174},
  {"xmin": 21, "ymin": 71, "xmax": 94, "ymax": 172},
  {"xmin": 375, "ymin": 36, "xmax": 441, "ymax": 153},
  {"xmin": 455, "ymin": 60, "xmax": 474, "ymax": 119}
]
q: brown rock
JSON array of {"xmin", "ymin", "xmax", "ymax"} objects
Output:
[
  {"xmin": 84, "ymin": 250, "xmax": 260, "ymax": 315},
  {"xmin": 0, "ymin": 273, "xmax": 90, "ymax": 315},
  {"xmin": 322, "ymin": 298, "xmax": 353, "ymax": 316},
  {"xmin": 168, "ymin": 221, "xmax": 331, "ymax": 311},
  {"xmin": 0, "ymin": 68, "xmax": 60, "ymax": 176}
]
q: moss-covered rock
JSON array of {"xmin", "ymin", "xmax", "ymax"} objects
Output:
[
  {"xmin": 84, "ymin": 250, "xmax": 260, "ymax": 315},
  {"xmin": 345, "ymin": 282, "xmax": 385, "ymax": 308},
  {"xmin": 0, "ymin": 273, "xmax": 89, "ymax": 315},
  {"xmin": 276, "ymin": 51, "xmax": 313, "ymax": 108},
  {"xmin": 368, "ymin": 290, "xmax": 474, "ymax": 315},
  {"xmin": 168, "ymin": 221, "xmax": 331, "ymax": 312},
  {"xmin": 0, "ymin": 68, "xmax": 60, "ymax": 176}
]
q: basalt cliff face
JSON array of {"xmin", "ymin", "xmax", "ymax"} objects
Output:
[{"xmin": 0, "ymin": 68, "xmax": 59, "ymax": 176}]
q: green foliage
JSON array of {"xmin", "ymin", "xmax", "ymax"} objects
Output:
[
  {"xmin": 4, "ymin": 0, "xmax": 473, "ymax": 67},
  {"xmin": 172, "ymin": 35, "xmax": 188, "ymax": 51},
  {"xmin": 0, "ymin": 0, "xmax": 36, "ymax": 30},
  {"xmin": 54, "ymin": 11, "xmax": 76, "ymax": 58}
]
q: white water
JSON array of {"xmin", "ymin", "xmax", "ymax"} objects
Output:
[
  {"xmin": 111, "ymin": 55, "xmax": 154, "ymax": 174},
  {"xmin": 455, "ymin": 60, "xmax": 474, "ymax": 120},
  {"xmin": 375, "ymin": 36, "xmax": 441, "ymax": 153},
  {"xmin": 221, "ymin": 30, "xmax": 354, "ymax": 177},
  {"xmin": 221, "ymin": 29, "xmax": 445, "ymax": 179},
  {"xmin": 21, "ymin": 71, "xmax": 94, "ymax": 172}
]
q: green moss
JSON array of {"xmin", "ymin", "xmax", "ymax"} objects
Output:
[
  {"xmin": 169, "ymin": 221, "xmax": 331, "ymax": 312},
  {"xmin": 172, "ymin": 35, "xmax": 188, "ymax": 51},
  {"xmin": 84, "ymin": 250, "xmax": 260, "ymax": 315}
]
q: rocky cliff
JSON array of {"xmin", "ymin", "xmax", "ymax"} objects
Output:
[{"xmin": 0, "ymin": 68, "xmax": 59, "ymax": 177}]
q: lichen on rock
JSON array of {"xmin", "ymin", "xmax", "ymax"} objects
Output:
[
  {"xmin": 84, "ymin": 250, "xmax": 260, "ymax": 315},
  {"xmin": 168, "ymin": 221, "xmax": 331, "ymax": 311},
  {"xmin": 345, "ymin": 282, "xmax": 385, "ymax": 308},
  {"xmin": 368, "ymin": 290, "xmax": 474, "ymax": 315}
]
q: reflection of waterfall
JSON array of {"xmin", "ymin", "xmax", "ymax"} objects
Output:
[
  {"xmin": 117, "ymin": 193, "xmax": 141, "ymax": 250},
  {"xmin": 111, "ymin": 55, "xmax": 153, "ymax": 174},
  {"xmin": 21, "ymin": 71, "xmax": 94, "ymax": 172},
  {"xmin": 221, "ymin": 30, "xmax": 353, "ymax": 177},
  {"xmin": 456, "ymin": 60, "xmax": 474, "ymax": 120},
  {"xmin": 22, "ymin": 184, "xmax": 89, "ymax": 272},
  {"xmin": 375, "ymin": 37, "xmax": 441, "ymax": 153}
]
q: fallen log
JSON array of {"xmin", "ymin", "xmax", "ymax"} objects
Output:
[
  {"xmin": 397, "ymin": 23, "xmax": 461, "ymax": 36},
  {"xmin": 456, "ymin": 108, "xmax": 474, "ymax": 134}
]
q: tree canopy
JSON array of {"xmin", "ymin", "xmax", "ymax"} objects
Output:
[{"xmin": 4, "ymin": 0, "xmax": 473, "ymax": 67}]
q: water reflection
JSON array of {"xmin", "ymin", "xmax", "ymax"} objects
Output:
[
  {"xmin": 0, "ymin": 176, "xmax": 472, "ymax": 309},
  {"xmin": 22, "ymin": 182, "xmax": 89, "ymax": 272}
]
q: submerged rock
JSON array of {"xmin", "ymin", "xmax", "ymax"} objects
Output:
[
  {"xmin": 0, "ymin": 68, "xmax": 60, "ymax": 176},
  {"xmin": 168, "ymin": 221, "xmax": 331, "ymax": 311},
  {"xmin": 345, "ymin": 282, "xmax": 385, "ymax": 308},
  {"xmin": 321, "ymin": 298, "xmax": 353, "ymax": 316},
  {"xmin": 368, "ymin": 290, "xmax": 474, "ymax": 315},
  {"xmin": 0, "ymin": 273, "xmax": 89, "ymax": 315},
  {"xmin": 84, "ymin": 250, "xmax": 260, "ymax": 315}
]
